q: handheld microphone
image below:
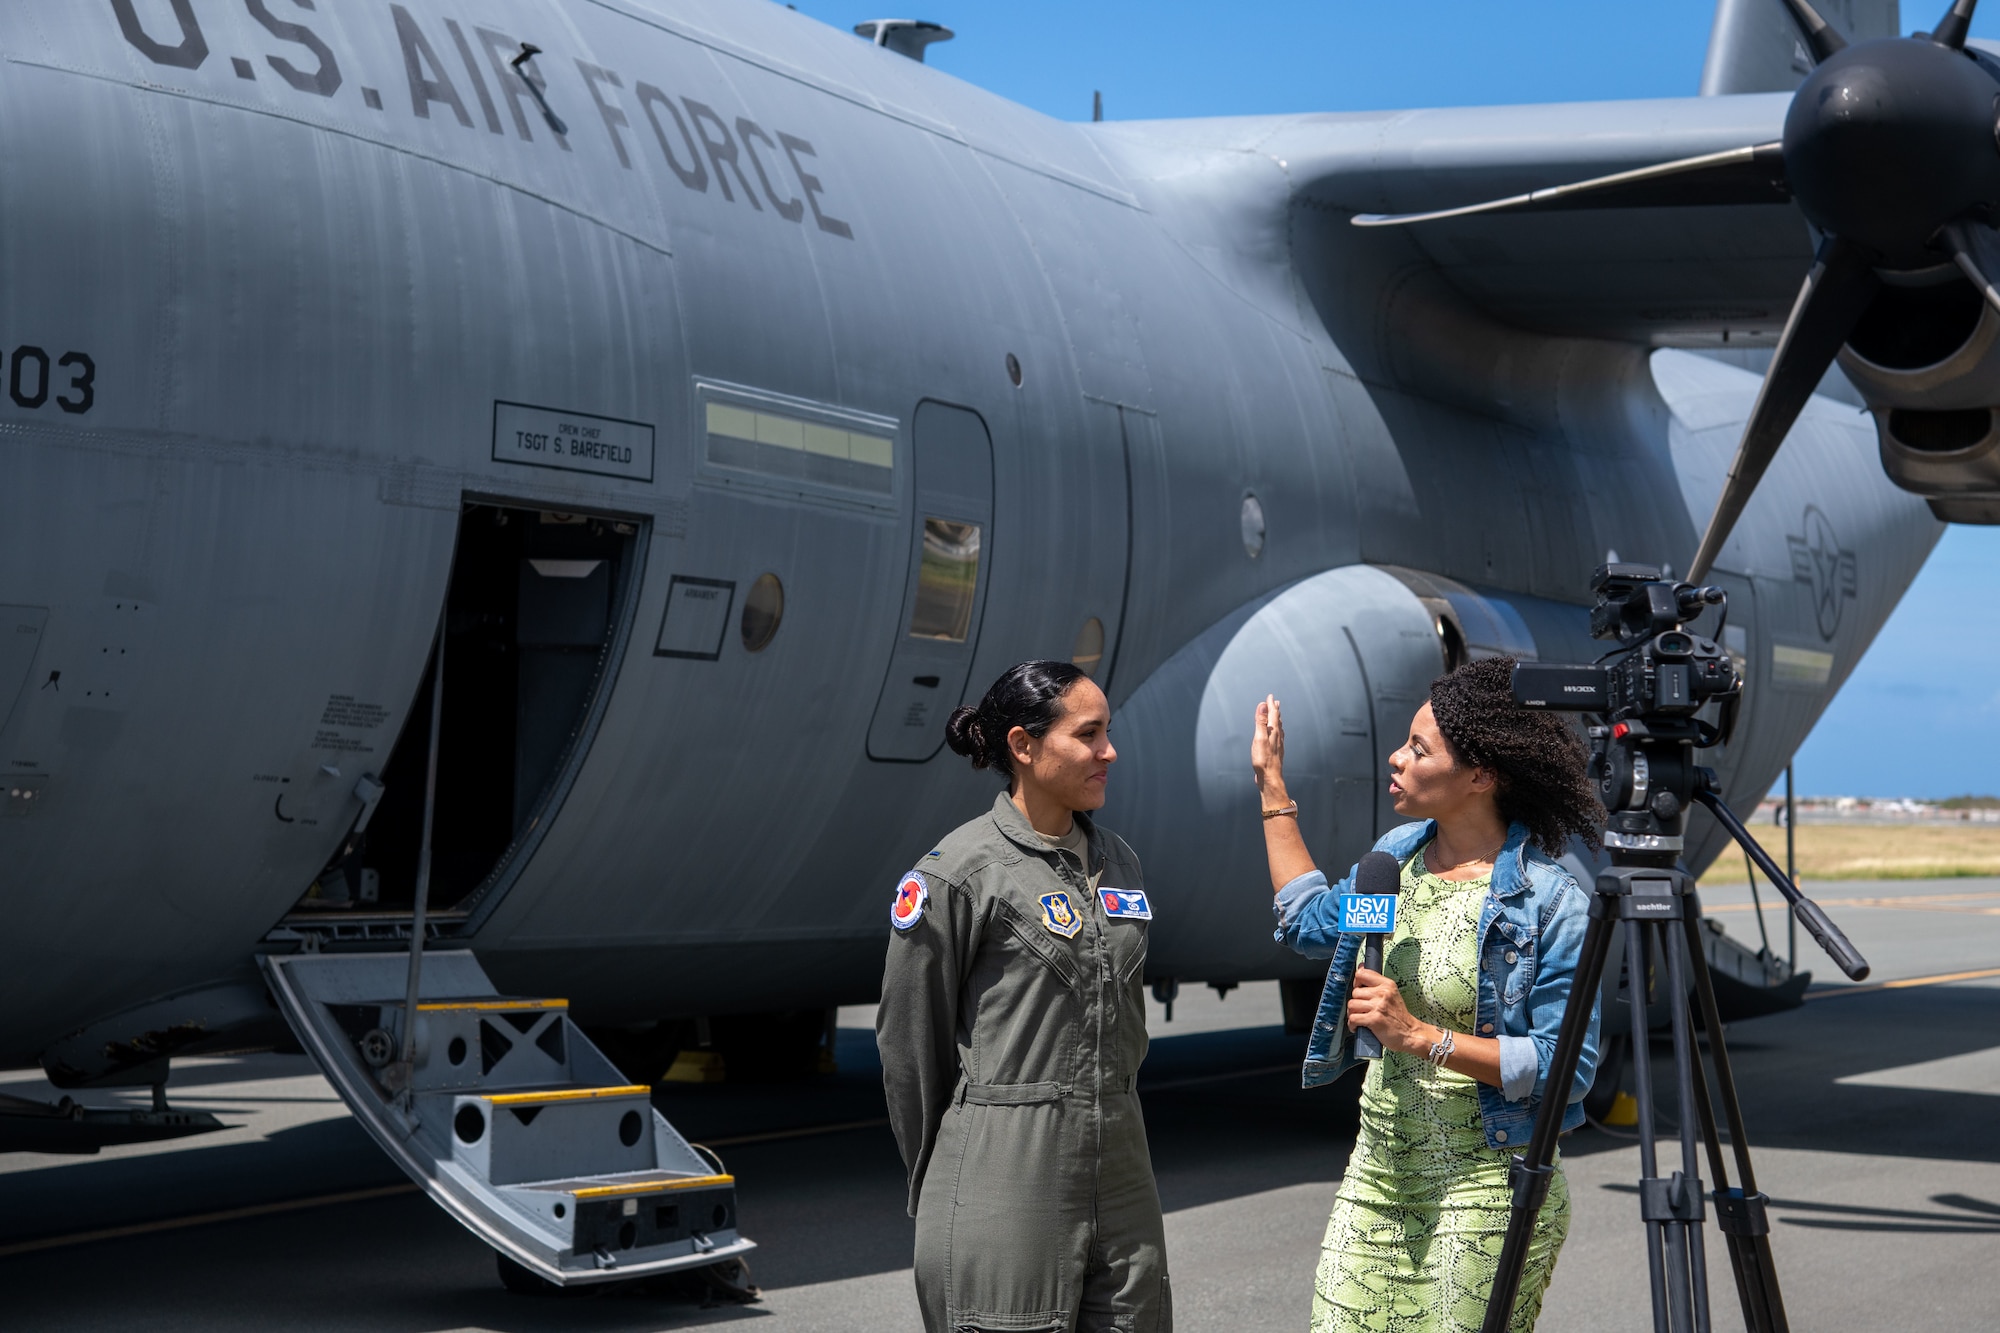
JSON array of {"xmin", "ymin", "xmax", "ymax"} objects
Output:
[{"xmin": 1347, "ymin": 850, "xmax": 1402, "ymax": 1060}]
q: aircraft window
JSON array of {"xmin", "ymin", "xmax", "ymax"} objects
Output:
[
  {"xmin": 1072, "ymin": 617, "xmax": 1104, "ymax": 676},
  {"xmin": 741, "ymin": 573, "xmax": 784, "ymax": 652},
  {"xmin": 1772, "ymin": 642, "xmax": 1833, "ymax": 688},
  {"xmin": 705, "ymin": 401, "xmax": 893, "ymax": 493},
  {"xmin": 909, "ymin": 518, "xmax": 980, "ymax": 642},
  {"xmin": 1240, "ymin": 493, "xmax": 1266, "ymax": 558}
]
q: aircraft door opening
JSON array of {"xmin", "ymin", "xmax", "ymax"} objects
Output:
[
  {"xmin": 867, "ymin": 402, "xmax": 995, "ymax": 761},
  {"xmin": 286, "ymin": 502, "xmax": 647, "ymax": 931}
]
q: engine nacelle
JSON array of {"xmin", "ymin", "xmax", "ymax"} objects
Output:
[
  {"xmin": 1837, "ymin": 268, "xmax": 2000, "ymax": 522},
  {"xmin": 1102, "ymin": 564, "xmax": 1587, "ymax": 983}
]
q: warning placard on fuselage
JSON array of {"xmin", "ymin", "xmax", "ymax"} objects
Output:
[{"xmin": 493, "ymin": 401, "xmax": 655, "ymax": 483}]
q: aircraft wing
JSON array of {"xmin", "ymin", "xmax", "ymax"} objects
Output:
[{"xmin": 1114, "ymin": 93, "xmax": 1812, "ymax": 346}]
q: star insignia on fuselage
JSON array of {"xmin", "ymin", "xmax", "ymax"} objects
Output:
[{"xmin": 1786, "ymin": 505, "xmax": 1856, "ymax": 641}]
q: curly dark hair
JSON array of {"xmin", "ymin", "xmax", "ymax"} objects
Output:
[{"xmin": 1427, "ymin": 656, "xmax": 1605, "ymax": 856}]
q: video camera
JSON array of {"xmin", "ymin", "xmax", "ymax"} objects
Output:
[
  {"xmin": 1508, "ymin": 563, "xmax": 1740, "ymax": 850},
  {"xmin": 1511, "ymin": 563, "xmax": 1736, "ymax": 723}
]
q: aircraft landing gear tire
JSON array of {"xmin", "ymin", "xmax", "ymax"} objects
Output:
[
  {"xmin": 697, "ymin": 1257, "xmax": 760, "ymax": 1305},
  {"xmin": 495, "ymin": 1252, "xmax": 759, "ymax": 1304},
  {"xmin": 634, "ymin": 1256, "xmax": 762, "ymax": 1306},
  {"xmin": 495, "ymin": 1252, "xmax": 561, "ymax": 1296}
]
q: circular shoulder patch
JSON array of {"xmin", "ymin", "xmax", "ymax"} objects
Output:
[{"xmin": 890, "ymin": 871, "xmax": 930, "ymax": 931}]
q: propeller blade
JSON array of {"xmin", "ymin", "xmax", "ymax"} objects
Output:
[
  {"xmin": 1939, "ymin": 221, "xmax": 2000, "ymax": 316},
  {"xmin": 1350, "ymin": 142, "xmax": 1785, "ymax": 228},
  {"xmin": 1779, "ymin": 0, "xmax": 1850, "ymax": 63},
  {"xmin": 1687, "ymin": 235, "xmax": 1880, "ymax": 581},
  {"xmin": 1932, "ymin": 0, "xmax": 1979, "ymax": 50}
]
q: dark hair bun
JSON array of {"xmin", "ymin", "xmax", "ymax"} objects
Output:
[
  {"xmin": 950, "ymin": 660, "xmax": 1090, "ymax": 778},
  {"xmin": 945, "ymin": 705, "xmax": 991, "ymax": 767}
]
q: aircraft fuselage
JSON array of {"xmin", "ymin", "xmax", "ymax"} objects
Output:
[{"xmin": 0, "ymin": 1, "xmax": 1938, "ymax": 1071}]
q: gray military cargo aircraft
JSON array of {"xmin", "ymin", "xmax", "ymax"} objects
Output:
[{"xmin": 0, "ymin": 0, "xmax": 1982, "ymax": 1288}]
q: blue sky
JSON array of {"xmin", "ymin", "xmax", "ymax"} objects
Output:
[{"xmin": 784, "ymin": 2, "xmax": 2000, "ymax": 796}]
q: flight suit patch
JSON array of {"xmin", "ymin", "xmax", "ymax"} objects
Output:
[
  {"xmin": 1099, "ymin": 887, "xmax": 1153, "ymax": 920},
  {"xmin": 1039, "ymin": 891, "xmax": 1082, "ymax": 939},
  {"xmin": 891, "ymin": 872, "xmax": 929, "ymax": 931}
]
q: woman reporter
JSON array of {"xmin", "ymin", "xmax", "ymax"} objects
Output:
[
  {"xmin": 878, "ymin": 660, "xmax": 1170, "ymax": 1333},
  {"xmin": 1252, "ymin": 656, "xmax": 1604, "ymax": 1332}
]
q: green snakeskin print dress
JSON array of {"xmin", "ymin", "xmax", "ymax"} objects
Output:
[{"xmin": 1311, "ymin": 854, "xmax": 1570, "ymax": 1333}]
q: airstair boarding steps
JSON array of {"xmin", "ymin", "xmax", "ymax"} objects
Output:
[
  {"xmin": 263, "ymin": 951, "xmax": 752, "ymax": 1285},
  {"xmin": 1698, "ymin": 914, "xmax": 1812, "ymax": 1020}
]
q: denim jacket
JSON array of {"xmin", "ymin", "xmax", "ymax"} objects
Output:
[{"xmin": 1273, "ymin": 819, "xmax": 1600, "ymax": 1148}]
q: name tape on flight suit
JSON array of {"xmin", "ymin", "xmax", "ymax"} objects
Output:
[
  {"xmin": 1039, "ymin": 891, "xmax": 1082, "ymax": 938},
  {"xmin": 891, "ymin": 872, "xmax": 930, "ymax": 931},
  {"xmin": 1098, "ymin": 887, "xmax": 1153, "ymax": 920}
]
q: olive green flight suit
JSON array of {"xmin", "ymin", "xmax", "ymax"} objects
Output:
[{"xmin": 879, "ymin": 791, "xmax": 1171, "ymax": 1333}]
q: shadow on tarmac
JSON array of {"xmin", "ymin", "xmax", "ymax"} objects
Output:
[
  {"xmin": 3, "ymin": 978, "xmax": 1995, "ymax": 1327},
  {"xmin": 1561, "ymin": 980, "xmax": 2000, "ymax": 1166},
  {"xmin": 1598, "ymin": 1180, "xmax": 2000, "ymax": 1235},
  {"xmin": 0, "ymin": 1025, "xmax": 1355, "ymax": 1328}
]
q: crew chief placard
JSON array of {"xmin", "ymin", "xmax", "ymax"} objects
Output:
[{"xmin": 493, "ymin": 401, "xmax": 655, "ymax": 482}]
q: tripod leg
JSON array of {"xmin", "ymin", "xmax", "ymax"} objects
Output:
[
  {"xmin": 1626, "ymin": 922, "xmax": 1672, "ymax": 1333},
  {"xmin": 1661, "ymin": 921, "xmax": 1712, "ymax": 1333},
  {"xmin": 1682, "ymin": 908, "xmax": 1790, "ymax": 1333},
  {"xmin": 1685, "ymin": 1026, "xmax": 1757, "ymax": 1327},
  {"xmin": 1477, "ymin": 902, "xmax": 1617, "ymax": 1333}
]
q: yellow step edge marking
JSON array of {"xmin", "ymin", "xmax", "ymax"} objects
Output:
[
  {"xmin": 415, "ymin": 998, "xmax": 568, "ymax": 1012},
  {"xmin": 569, "ymin": 1174, "xmax": 734, "ymax": 1199},
  {"xmin": 483, "ymin": 1085, "xmax": 649, "ymax": 1106}
]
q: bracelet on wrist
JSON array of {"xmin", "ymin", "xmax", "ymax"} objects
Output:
[
  {"xmin": 1426, "ymin": 1027, "xmax": 1456, "ymax": 1068},
  {"xmin": 1262, "ymin": 801, "xmax": 1299, "ymax": 820}
]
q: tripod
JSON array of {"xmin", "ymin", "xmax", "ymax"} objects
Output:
[{"xmin": 1479, "ymin": 755, "xmax": 1869, "ymax": 1333}]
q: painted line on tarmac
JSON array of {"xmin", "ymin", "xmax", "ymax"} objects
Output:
[
  {"xmin": 1141, "ymin": 1062, "xmax": 1299, "ymax": 1092},
  {"xmin": 4, "ymin": 1064, "xmax": 1308, "ymax": 1257},
  {"xmin": 1706, "ymin": 889, "xmax": 2000, "ymax": 914},
  {"xmin": 695, "ymin": 1063, "xmax": 1304, "ymax": 1149},
  {"xmin": 0, "ymin": 1182, "xmax": 418, "ymax": 1259},
  {"xmin": 695, "ymin": 1061, "xmax": 1304, "ymax": 1150},
  {"xmin": 701, "ymin": 1116, "xmax": 890, "ymax": 1147},
  {"xmin": 1805, "ymin": 966, "xmax": 2000, "ymax": 1000},
  {"xmin": 692, "ymin": 1061, "xmax": 1303, "ymax": 1152},
  {"xmin": 0, "ymin": 1118, "xmax": 906, "ymax": 1257},
  {"xmin": 0, "ymin": 1120, "xmax": 905, "ymax": 1256}
]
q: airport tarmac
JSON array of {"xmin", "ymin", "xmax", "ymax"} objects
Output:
[{"xmin": 4, "ymin": 876, "xmax": 1998, "ymax": 1331}]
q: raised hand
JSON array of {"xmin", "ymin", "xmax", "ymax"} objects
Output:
[{"xmin": 1252, "ymin": 694, "xmax": 1287, "ymax": 800}]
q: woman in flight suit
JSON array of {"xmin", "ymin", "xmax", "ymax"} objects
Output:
[{"xmin": 878, "ymin": 659, "xmax": 1170, "ymax": 1333}]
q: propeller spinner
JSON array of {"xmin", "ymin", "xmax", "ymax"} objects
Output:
[
  {"xmin": 1693, "ymin": 0, "xmax": 2000, "ymax": 578},
  {"xmin": 1354, "ymin": 1, "xmax": 2000, "ymax": 581}
]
